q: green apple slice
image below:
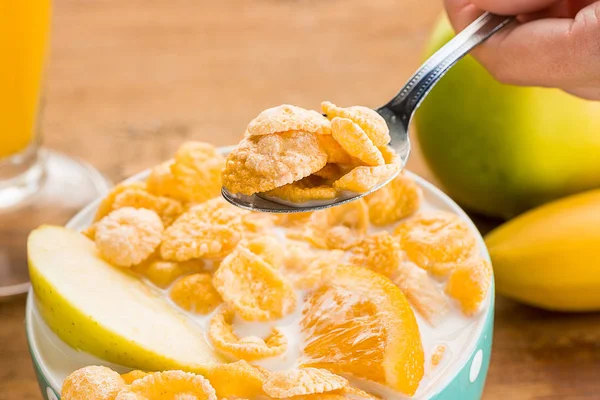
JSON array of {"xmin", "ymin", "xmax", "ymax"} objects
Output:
[{"xmin": 28, "ymin": 225, "xmax": 223, "ymax": 372}]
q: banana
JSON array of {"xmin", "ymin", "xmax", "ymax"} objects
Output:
[{"xmin": 485, "ymin": 189, "xmax": 600, "ymax": 311}]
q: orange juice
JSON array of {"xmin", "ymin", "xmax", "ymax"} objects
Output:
[{"xmin": 0, "ymin": 0, "xmax": 50, "ymax": 159}]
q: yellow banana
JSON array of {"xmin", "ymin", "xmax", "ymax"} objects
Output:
[{"xmin": 485, "ymin": 189, "xmax": 600, "ymax": 311}]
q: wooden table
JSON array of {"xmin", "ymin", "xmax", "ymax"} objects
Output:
[{"xmin": 1, "ymin": 0, "xmax": 599, "ymax": 398}]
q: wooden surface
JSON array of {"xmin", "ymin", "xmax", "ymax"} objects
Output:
[{"xmin": 1, "ymin": 0, "xmax": 599, "ymax": 399}]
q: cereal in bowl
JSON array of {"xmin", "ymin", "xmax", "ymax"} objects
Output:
[
  {"xmin": 94, "ymin": 207, "xmax": 164, "ymax": 268},
  {"xmin": 169, "ymin": 273, "xmax": 223, "ymax": 314},
  {"xmin": 206, "ymin": 360, "xmax": 267, "ymax": 399},
  {"xmin": 208, "ymin": 307, "xmax": 288, "ymax": 361},
  {"xmin": 62, "ymin": 366, "xmax": 125, "ymax": 400},
  {"xmin": 115, "ymin": 371, "xmax": 216, "ymax": 400},
  {"xmin": 67, "ymin": 139, "xmax": 493, "ymax": 399},
  {"xmin": 62, "ymin": 365, "xmax": 373, "ymax": 400},
  {"xmin": 212, "ymin": 245, "xmax": 296, "ymax": 321},
  {"xmin": 262, "ymin": 368, "xmax": 348, "ymax": 398}
]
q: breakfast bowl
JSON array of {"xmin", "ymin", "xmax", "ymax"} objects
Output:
[{"xmin": 25, "ymin": 146, "xmax": 494, "ymax": 400}]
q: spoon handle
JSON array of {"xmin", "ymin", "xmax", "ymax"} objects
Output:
[{"xmin": 384, "ymin": 12, "xmax": 514, "ymax": 124}]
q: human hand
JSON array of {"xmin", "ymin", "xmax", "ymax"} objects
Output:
[{"xmin": 444, "ymin": 0, "xmax": 600, "ymax": 99}]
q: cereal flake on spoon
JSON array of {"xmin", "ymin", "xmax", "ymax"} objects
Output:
[{"xmin": 221, "ymin": 102, "xmax": 401, "ymax": 205}]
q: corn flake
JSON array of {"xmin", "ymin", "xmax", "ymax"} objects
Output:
[
  {"xmin": 94, "ymin": 182, "xmax": 147, "ymax": 222},
  {"xmin": 265, "ymin": 176, "xmax": 338, "ymax": 203},
  {"xmin": 333, "ymin": 164, "xmax": 400, "ymax": 193},
  {"xmin": 147, "ymin": 144, "xmax": 224, "ymax": 204},
  {"xmin": 377, "ymin": 145, "xmax": 400, "ymax": 165},
  {"xmin": 161, "ymin": 201, "xmax": 243, "ymax": 261},
  {"xmin": 112, "ymin": 189, "xmax": 184, "ymax": 227},
  {"xmin": 274, "ymin": 212, "xmax": 314, "ymax": 229},
  {"xmin": 62, "ymin": 366, "xmax": 125, "ymax": 400},
  {"xmin": 394, "ymin": 211, "xmax": 477, "ymax": 276},
  {"xmin": 244, "ymin": 235, "xmax": 284, "ymax": 269},
  {"xmin": 246, "ymin": 105, "xmax": 332, "ymax": 136},
  {"xmin": 170, "ymin": 273, "xmax": 222, "ymax": 314},
  {"xmin": 139, "ymin": 259, "xmax": 205, "ymax": 289},
  {"xmin": 339, "ymin": 386, "xmax": 381, "ymax": 400},
  {"xmin": 115, "ymin": 371, "xmax": 216, "ymax": 400},
  {"xmin": 121, "ymin": 370, "xmax": 149, "ymax": 385},
  {"xmin": 365, "ymin": 172, "xmax": 421, "ymax": 226},
  {"xmin": 208, "ymin": 307, "xmax": 287, "ymax": 361},
  {"xmin": 185, "ymin": 197, "xmax": 248, "ymax": 229},
  {"xmin": 288, "ymin": 200, "xmax": 369, "ymax": 250},
  {"xmin": 331, "ymin": 118, "xmax": 383, "ymax": 166},
  {"xmin": 241, "ymin": 212, "xmax": 276, "ymax": 235},
  {"xmin": 312, "ymin": 164, "xmax": 349, "ymax": 182},
  {"xmin": 146, "ymin": 162, "xmax": 185, "ymax": 200},
  {"xmin": 212, "ymin": 246, "xmax": 296, "ymax": 321},
  {"xmin": 263, "ymin": 368, "xmax": 348, "ymax": 399},
  {"xmin": 322, "ymin": 101, "xmax": 390, "ymax": 147},
  {"xmin": 348, "ymin": 232, "xmax": 402, "ymax": 278},
  {"xmin": 222, "ymin": 131, "xmax": 328, "ymax": 196},
  {"xmin": 206, "ymin": 360, "xmax": 267, "ymax": 399},
  {"xmin": 95, "ymin": 207, "xmax": 164, "ymax": 268},
  {"xmin": 317, "ymin": 135, "xmax": 355, "ymax": 165},
  {"xmin": 168, "ymin": 142, "xmax": 225, "ymax": 203}
]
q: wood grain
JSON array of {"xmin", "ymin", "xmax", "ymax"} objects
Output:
[{"xmin": 1, "ymin": 0, "xmax": 599, "ymax": 399}]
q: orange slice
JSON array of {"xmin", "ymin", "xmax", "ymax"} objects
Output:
[
  {"xmin": 300, "ymin": 265, "xmax": 424, "ymax": 396},
  {"xmin": 445, "ymin": 257, "xmax": 493, "ymax": 316}
]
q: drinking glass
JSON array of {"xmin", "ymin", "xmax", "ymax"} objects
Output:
[{"xmin": 0, "ymin": 0, "xmax": 111, "ymax": 297}]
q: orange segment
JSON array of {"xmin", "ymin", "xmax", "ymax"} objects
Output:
[
  {"xmin": 445, "ymin": 257, "xmax": 493, "ymax": 316},
  {"xmin": 364, "ymin": 172, "xmax": 421, "ymax": 226},
  {"xmin": 300, "ymin": 265, "xmax": 424, "ymax": 396},
  {"xmin": 392, "ymin": 261, "xmax": 450, "ymax": 326},
  {"xmin": 394, "ymin": 211, "xmax": 477, "ymax": 276}
]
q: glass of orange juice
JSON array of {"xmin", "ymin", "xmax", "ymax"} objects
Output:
[{"xmin": 0, "ymin": 1, "xmax": 110, "ymax": 297}]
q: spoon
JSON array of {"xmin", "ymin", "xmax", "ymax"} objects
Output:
[{"xmin": 222, "ymin": 12, "xmax": 513, "ymax": 213}]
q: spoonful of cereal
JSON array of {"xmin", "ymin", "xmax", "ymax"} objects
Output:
[{"xmin": 222, "ymin": 12, "xmax": 513, "ymax": 213}]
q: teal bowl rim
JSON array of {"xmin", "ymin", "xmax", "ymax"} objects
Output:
[{"xmin": 25, "ymin": 151, "xmax": 494, "ymax": 399}]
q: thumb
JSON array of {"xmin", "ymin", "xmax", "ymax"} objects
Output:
[{"xmin": 442, "ymin": 0, "xmax": 600, "ymax": 89}]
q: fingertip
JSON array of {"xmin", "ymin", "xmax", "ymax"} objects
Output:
[
  {"xmin": 470, "ymin": 0, "xmax": 561, "ymax": 15},
  {"xmin": 444, "ymin": 0, "xmax": 485, "ymax": 31}
]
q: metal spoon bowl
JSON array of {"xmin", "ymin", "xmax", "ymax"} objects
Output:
[{"xmin": 222, "ymin": 12, "xmax": 513, "ymax": 213}]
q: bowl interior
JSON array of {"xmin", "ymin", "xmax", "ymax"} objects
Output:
[{"xmin": 26, "ymin": 162, "xmax": 493, "ymax": 399}]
